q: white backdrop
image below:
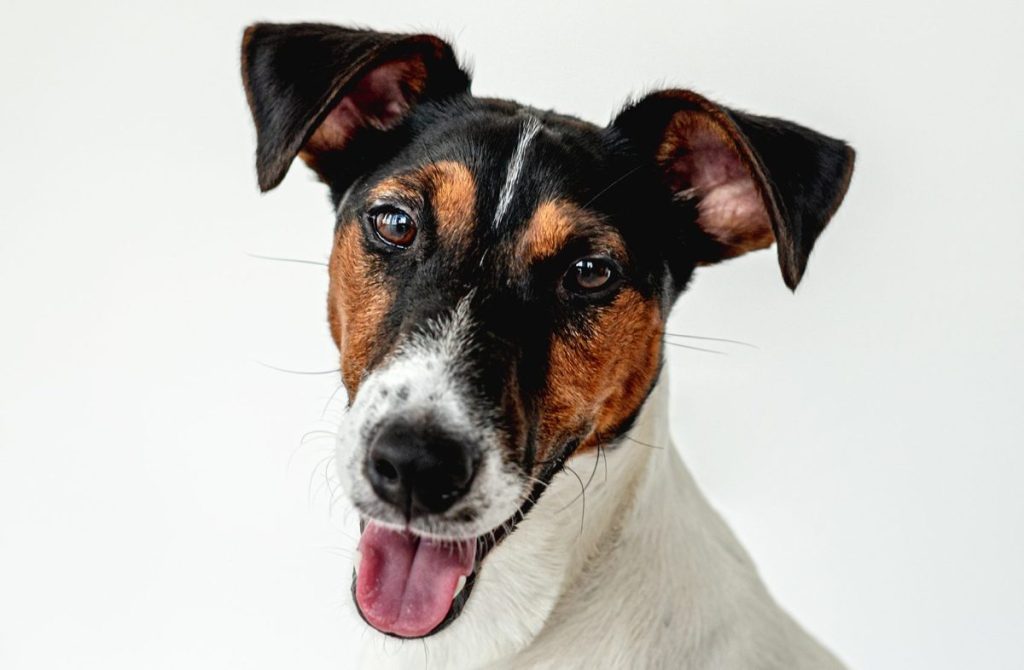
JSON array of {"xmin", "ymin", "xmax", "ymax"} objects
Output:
[{"xmin": 1, "ymin": 1, "xmax": 1022, "ymax": 668}]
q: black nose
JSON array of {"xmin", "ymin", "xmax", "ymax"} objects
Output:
[{"xmin": 365, "ymin": 420, "xmax": 478, "ymax": 517}]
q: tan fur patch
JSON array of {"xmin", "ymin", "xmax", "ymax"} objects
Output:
[
  {"xmin": 537, "ymin": 288, "xmax": 663, "ymax": 460},
  {"xmin": 366, "ymin": 174, "xmax": 423, "ymax": 205},
  {"xmin": 328, "ymin": 221, "xmax": 393, "ymax": 393},
  {"xmin": 421, "ymin": 161, "xmax": 477, "ymax": 246},
  {"xmin": 327, "ymin": 161, "xmax": 476, "ymax": 394},
  {"xmin": 517, "ymin": 199, "xmax": 626, "ymax": 264}
]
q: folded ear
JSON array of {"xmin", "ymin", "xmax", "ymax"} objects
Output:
[
  {"xmin": 613, "ymin": 90, "xmax": 855, "ymax": 289},
  {"xmin": 241, "ymin": 23, "xmax": 471, "ymax": 192}
]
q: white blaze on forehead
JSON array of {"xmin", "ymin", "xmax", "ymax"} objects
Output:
[{"xmin": 493, "ymin": 115, "xmax": 543, "ymax": 229}]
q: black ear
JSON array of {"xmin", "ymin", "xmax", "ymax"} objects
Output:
[
  {"xmin": 613, "ymin": 90, "xmax": 855, "ymax": 289},
  {"xmin": 241, "ymin": 23, "xmax": 471, "ymax": 192}
]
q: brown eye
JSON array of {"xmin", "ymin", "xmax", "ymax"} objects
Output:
[
  {"xmin": 564, "ymin": 257, "xmax": 617, "ymax": 294},
  {"xmin": 370, "ymin": 207, "xmax": 417, "ymax": 247}
]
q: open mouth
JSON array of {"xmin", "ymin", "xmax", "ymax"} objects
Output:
[
  {"xmin": 350, "ymin": 502, "xmax": 528, "ymax": 639},
  {"xmin": 350, "ymin": 437, "xmax": 581, "ymax": 638},
  {"xmin": 352, "ymin": 521, "xmax": 477, "ymax": 638}
]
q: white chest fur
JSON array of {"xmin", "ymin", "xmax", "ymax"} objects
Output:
[{"xmin": 355, "ymin": 375, "xmax": 844, "ymax": 669}]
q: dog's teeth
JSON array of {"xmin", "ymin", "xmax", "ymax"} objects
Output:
[
  {"xmin": 453, "ymin": 575, "xmax": 467, "ymax": 599},
  {"xmin": 353, "ymin": 550, "xmax": 362, "ymax": 573}
]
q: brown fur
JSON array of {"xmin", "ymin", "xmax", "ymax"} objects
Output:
[
  {"xmin": 367, "ymin": 174, "xmax": 424, "ymax": 206},
  {"xmin": 516, "ymin": 199, "xmax": 626, "ymax": 264},
  {"xmin": 421, "ymin": 161, "xmax": 477, "ymax": 248},
  {"xmin": 330, "ymin": 186, "xmax": 661, "ymax": 458},
  {"xmin": 517, "ymin": 200, "xmax": 571, "ymax": 262},
  {"xmin": 329, "ymin": 222, "xmax": 393, "ymax": 394},
  {"xmin": 515, "ymin": 199, "xmax": 661, "ymax": 459},
  {"xmin": 328, "ymin": 161, "xmax": 477, "ymax": 395},
  {"xmin": 537, "ymin": 288, "xmax": 663, "ymax": 460}
]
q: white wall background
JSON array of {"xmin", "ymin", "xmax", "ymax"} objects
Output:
[{"xmin": 1, "ymin": 1, "xmax": 1021, "ymax": 668}]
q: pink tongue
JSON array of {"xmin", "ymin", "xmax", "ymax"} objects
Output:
[{"xmin": 356, "ymin": 522, "xmax": 476, "ymax": 637}]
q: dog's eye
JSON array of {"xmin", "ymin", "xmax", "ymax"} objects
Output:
[
  {"xmin": 563, "ymin": 257, "xmax": 618, "ymax": 294},
  {"xmin": 369, "ymin": 206, "xmax": 417, "ymax": 247}
]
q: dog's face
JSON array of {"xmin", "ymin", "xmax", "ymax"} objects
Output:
[{"xmin": 242, "ymin": 23, "xmax": 854, "ymax": 640}]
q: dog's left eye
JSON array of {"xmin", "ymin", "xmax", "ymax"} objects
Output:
[
  {"xmin": 563, "ymin": 257, "xmax": 618, "ymax": 295},
  {"xmin": 369, "ymin": 206, "xmax": 417, "ymax": 247}
]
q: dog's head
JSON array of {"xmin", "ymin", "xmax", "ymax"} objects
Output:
[{"xmin": 242, "ymin": 23, "xmax": 854, "ymax": 639}]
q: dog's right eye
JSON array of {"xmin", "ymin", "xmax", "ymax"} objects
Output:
[
  {"xmin": 561, "ymin": 256, "xmax": 621, "ymax": 297},
  {"xmin": 369, "ymin": 206, "xmax": 417, "ymax": 248}
]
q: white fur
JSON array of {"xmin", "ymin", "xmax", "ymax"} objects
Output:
[
  {"xmin": 493, "ymin": 116, "xmax": 542, "ymax": 229},
  {"xmin": 336, "ymin": 295, "xmax": 523, "ymax": 539},
  {"xmin": 342, "ymin": 372, "xmax": 846, "ymax": 669}
]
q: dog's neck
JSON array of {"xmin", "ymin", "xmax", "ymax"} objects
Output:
[{"xmin": 356, "ymin": 373, "xmax": 844, "ymax": 669}]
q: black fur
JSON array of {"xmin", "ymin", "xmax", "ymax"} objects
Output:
[
  {"xmin": 241, "ymin": 22, "xmax": 856, "ymax": 637},
  {"xmin": 334, "ymin": 99, "xmax": 666, "ymax": 463},
  {"xmin": 613, "ymin": 90, "xmax": 856, "ymax": 289},
  {"xmin": 240, "ymin": 16, "xmax": 856, "ymax": 504},
  {"xmin": 241, "ymin": 23, "xmax": 470, "ymax": 191}
]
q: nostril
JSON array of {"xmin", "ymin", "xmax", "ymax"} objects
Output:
[
  {"xmin": 366, "ymin": 419, "xmax": 479, "ymax": 516},
  {"xmin": 372, "ymin": 457, "xmax": 399, "ymax": 482}
]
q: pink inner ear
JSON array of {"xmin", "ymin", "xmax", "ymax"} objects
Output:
[
  {"xmin": 304, "ymin": 58, "xmax": 428, "ymax": 158},
  {"xmin": 663, "ymin": 113, "xmax": 774, "ymax": 257}
]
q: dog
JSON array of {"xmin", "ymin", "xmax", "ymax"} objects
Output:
[{"xmin": 241, "ymin": 22, "xmax": 854, "ymax": 669}]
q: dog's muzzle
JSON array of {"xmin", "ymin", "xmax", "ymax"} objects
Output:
[{"xmin": 352, "ymin": 419, "xmax": 480, "ymax": 637}]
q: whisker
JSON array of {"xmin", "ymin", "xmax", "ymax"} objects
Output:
[
  {"xmin": 522, "ymin": 473, "xmax": 548, "ymax": 488},
  {"xmin": 662, "ymin": 341, "xmax": 726, "ymax": 355},
  {"xmin": 624, "ymin": 435, "xmax": 665, "ymax": 450},
  {"xmin": 323, "ymin": 455, "xmax": 338, "ymax": 500},
  {"xmin": 582, "ymin": 165, "xmax": 643, "ymax": 208},
  {"xmin": 532, "ymin": 452, "xmax": 565, "ymax": 466},
  {"xmin": 317, "ymin": 545, "xmax": 355, "ymax": 560},
  {"xmin": 661, "ymin": 331, "xmax": 757, "ymax": 348},
  {"xmin": 563, "ymin": 464, "xmax": 586, "ymax": 536},
  {"xmin": 256, "ymin": 361, "xmax": 341, "ymax": 375},
  {"xmin": 247, "ymin": 252, "xmax": 328, "ymax": 267},
  {"xmin": 557, "ymin": 448, "xmax": 602, "ymax": 514},
  {"xmin": 287, "ymin": 428, "xmax": 334, "ymax": 472},
  {"xmin": 321, "ymin": 383, "xmax": 347, "ymax": 419},
  {"xmin": 307, "ymin": 452, "xmax": 335, "ymax": 504},
  {"xmin": 312, "ymin": 459, "xmax": 335, "ymax": 502},
  {"xmin": 329, "ymin": 488, "xmax": 348, "ymax": 516},
  {"xmin": 301, "ymin": 429, "xmax": 337, "ymax": 440},
  {"xmin": 300, "ymin": 436, "xmax": 334, "ymax": 448},
  {"xmin": 584, "ymin": 450, "xmax": 601, "ymax": 492}
]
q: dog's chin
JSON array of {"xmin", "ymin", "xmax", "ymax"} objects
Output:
[{"xmin": 350, "ymin": 506, "xmax": 528, "ymax": 639}]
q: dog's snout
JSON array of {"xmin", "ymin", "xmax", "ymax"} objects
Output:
[{"xmin": 366, "ymin": 420, "xmax": 478, "ymax": 517}]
